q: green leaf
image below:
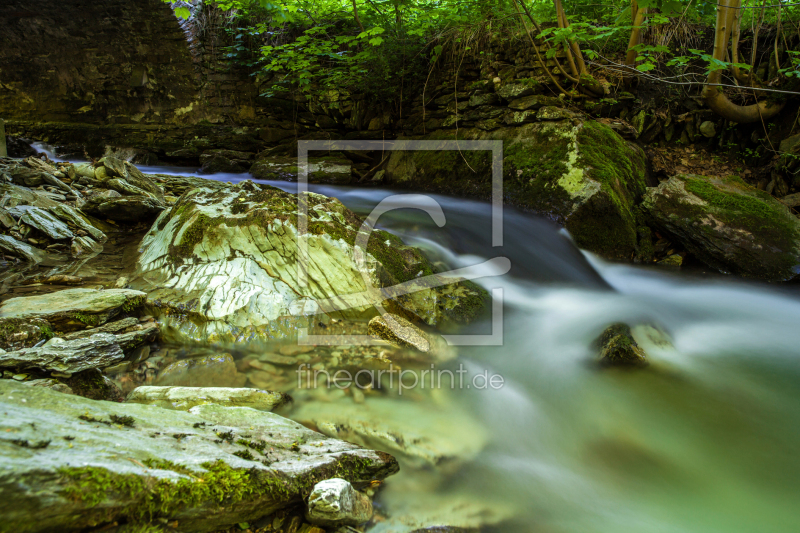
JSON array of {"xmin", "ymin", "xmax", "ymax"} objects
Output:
[{"xmin": 175, "ymin": 7, "xmax": 191, "ymax": 19}]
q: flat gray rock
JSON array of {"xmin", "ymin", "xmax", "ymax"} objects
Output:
[
  {"xmin": 0, "ymin": 333, "xmax": 123, "ymax": 373},
  {"xmin": 127, "ymin": 386, "xmax": 291, "ymax": 411},
  {"xmin": 0, "ymin": 288, "xmax": 146, "ymax": 332},
  {"xmin": 0, "ymin": 380, "xmax": 398, "ymax": 533},
  {"xmin": 0, "ymin": 234, "xmax": 46, "ymax": 263}
]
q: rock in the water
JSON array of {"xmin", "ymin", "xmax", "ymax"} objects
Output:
[
  {"xmin": 595, "ymin": 323, "xmax": 647, "ymax": 366},
  {"xmin": 292, "ymin": 398, "xmax": 487, "ymax": 469},
  {"xmin": 385, "ymin": 120, "xmax": 649, "ymax": 260},
  {"xmin": 0, "ymin": 234, "xmax": 46, "ymax": 263},
  {"xmin": 642, "ymin": 174, "xmax": 800, "ymax": 280},
  {"xmin": 127, "ymin": 386, "xmax": 290, "ymax": 411},
  {"xmin": 48, "ymin": 204, "xmax": 106, "ymax": 241},
  {"xmin": 18, "ymin": 206, "xmax": 74, "ymax": 240},
  {"xmin": 249, "ymin": 156, "xmax": 352, "ymax": 184},
  {"xmin": 0, "ymin": 333, "xmax": 124, "ymax": 373},
  {"xmin": 368, "ymin": 313, "xmax": 431, "ymax": 352},
  {"xmin": 658, "ymin": 253, "xmax": 683, "ymax": 267},
  {"xmin": 133, "ymin": 181, "xmax": 486, "ymax": 346},
  {"xmin": 0, "ymin": 379, "xmax": 398, "ymax": 533},
  {"xmin": 82, "ymin": 194, "xmax": 165, "ymax": 223},
  {"xmin": 64, "ymin": 368, "xmax": 125, "ymax": 401},
  {"xmin": 305, "ymin": 478, "xmax": 373, "ymax": 527},
  {"xmin": 156, "ymin": 353, "xmax": 246, "ymax": 388},
  {"xmin": 200, "ymin": 153, "xmax": 249, "ymax": 174},
  {"xmin": 0, "ymin": 317, "xmax": 53, "ymax": 351},
  {"xmin": 70, "ymin": 235, "xmax": 103, "ymax": 256},
  {"xmin": 0, "ymin": 288, "xmax": 146, "ymax": 332}
]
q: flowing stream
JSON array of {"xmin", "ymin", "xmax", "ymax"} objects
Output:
[{"xmin": 27, "ymin": 145, "xmax": 800, "ymax": 532}]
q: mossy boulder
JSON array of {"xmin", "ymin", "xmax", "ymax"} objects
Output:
[
  {"xmin": 384, "ymin": 120, "xmax": 649, "ymax": 259},
  {"xmin": 594, "ymin": 323, "xmax": 647, "ymax": 366},
  {"xmin": 0, "ymin": 379, "xmax": 398, "ymax": 533},
  {"xmin": 642, "ymin": 174, "xmax": 800, "ymax": 281},
  {"xmin": 133, "ymin": 181, "xmax": 487, "ymax": 346}
]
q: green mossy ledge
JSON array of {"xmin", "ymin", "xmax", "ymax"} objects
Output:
[
  {"xmin": 384, "ymin": 120, "xmax": 649, "ymax": 260},
  {"xmin": 642, "ymin": 174, "xmax": 800, "ymax": 281},
  {"xmin": 0, "ymin": 380, "xmax": 398, "ymax": 533},
  {"xmin": 133, "ymin": 180, "xmax": 487, "ymax": 346}
]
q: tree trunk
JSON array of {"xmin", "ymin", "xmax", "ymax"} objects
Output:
[{"xmin": 702, "ymin": 0, "xmax": 784, "ymax": 123}]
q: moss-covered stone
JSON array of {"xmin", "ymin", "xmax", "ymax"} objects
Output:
[
  {"xmin": 0, "ymin": 317, "xmax": 52, "ymax": 351},
  {"xmin": 594, "ymin": 323, "xmax": 648, "ymax": 366},
  {"xmin": 642, "ymin": 174, "xmax": 800, "ymax": 280},
  {"xmin": 384, "ymin": 120, "xmax": 649, "ymax": 259}
]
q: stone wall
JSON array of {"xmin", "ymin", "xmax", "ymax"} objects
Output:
[{"xmin": 0, "ymin": 0, "xmax": 199, "ymax": 125}]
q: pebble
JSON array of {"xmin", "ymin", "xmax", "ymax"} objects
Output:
[{"xmin": 279, "ymin": 344, "xmax": 315, "ymax": 356}]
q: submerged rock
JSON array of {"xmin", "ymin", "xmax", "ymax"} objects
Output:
[
  {"xmin": 305, "ymin": 478, "xmax": 373, "ymax": 527},
  {"xmin": 595, "ymin": 323, "xmax": 647, "ymax": 366},
  {"xmin": 642, "ymin": 174, "xmax": 800, "ymax": 280},
  {"xmin": 127, "ymin": 385, "xmax": 290, "ymax": 411},
  {"xmin": 0, "ymin": 379, "xmax": 398, "ymax": 533},
  {"xmin": 0, "ymin": 234, "xmax": 46, "ymax": 263},
  {"xmin": 0, "ymin": 288, "xmax": 146, "ymax": 332},
  {"xmin": 155, "ymin": 353, "xmax": 246, "ymax": 388},
  {"xmin": 385, "ymin": 120, "xmax": 649, "ymax": 260},
  {"xmin": 134, "ymin": 181, "xmax": 486, "ymax": 346},
  {"xmin": 368, "ymin": 313, "xmax": 431, "ymax": 352}
]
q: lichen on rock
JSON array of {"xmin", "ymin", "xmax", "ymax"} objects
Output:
[{"xmin": 133, "ymin": 180, "xmax": 487, "ymax": 346}]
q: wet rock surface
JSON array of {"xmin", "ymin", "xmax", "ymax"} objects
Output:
[
  {"xmin": 642, "ymin": 174, "xmax": 800, "ymax": 280},
  {"xmin": 0, "ymin": 379, "xmax": 398, "ymax": 533},
  {"xmin": 133, "ymin": 180, "xmax": 487, "ymax": 346},
  {"xmin": 127, "ymin": 385, "xmax": 291, "ymax": 411}
]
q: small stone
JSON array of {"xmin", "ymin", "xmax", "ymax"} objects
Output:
[
  {"xmin": 367, "ymin": 314, "xmax": 430, "ymax": 352},
  {"xmin": 156, "ymin": 353, "xmax": 246, "ymax": 388},
  {"xmin": 11, "ymin": 374, "xmax": 28, "ymax": 381},
  {"xmin": 658, "ymin": 254, "xmax": 683, "ymax": 267},
  {"xmin": 279, "ymin": 345, "xmax": 315, "ymax": 356},
  {"xmin": 595, "ymin": 323, "xmax": 647, "ymax": 366},
  {"xmin": 305, "ymin": 478, "xmax": 373, "ymax": 527},
  {"xmin": 259, "ymin": 352, "xmax": 296, "ymax": 365},
  {"xmin": 699, "ymin": 121, "xmax": 717, "ymax": 138}
]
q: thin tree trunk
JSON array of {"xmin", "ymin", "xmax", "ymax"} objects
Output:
[
  {"xmin": 352, "ymin": 0, "xmax": 364, "ymax": 31},
  {"xmin": 625, "ymin": 2, "xmax": 647, "ymax": 68}
]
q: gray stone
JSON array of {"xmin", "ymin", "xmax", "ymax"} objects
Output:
[
  {"xmin": 496, "ymin": 81, "xmax": 540, "ymax": 100},
  {"xmin": 507, "ymin": 94, "xmax": 561, "ymax": 111},
  {"xmin": 642, "ymin": 174, "xmax": 800, "ymax": 280},
  {"xmin": 779, "ymin": 132, "xmax": 800, "ymax": 154},
  {"xmin": 70, "ymin": 235, "xmax": 103, "ymax": 256},
  {"xmin": 0, "ymin": 379, "xmax": 398, "ymax": 533},
  {"xmin": 61, "ymin": 317, "xmax": 140, "ymax": 341},
  {"xmin": 536, "ymin": 106, "xmax": 574, "ymax": 121},
  {"xmin": 105, "ymin": 177, "xmax": 155, "ymax": 198},
  {"xmin": 367, "ymin": 314, "xmax": 430, "ymax": 352},
  {"xmin": 19, "ymin": 206, "xmax": 73, "ymax": 240},
  {"xmin": 127, "ymin": 386, "xmax": 291, "ymax": 411},
  {"xmin": 0, "ymin": 333, "xmax": 123, "ymax": 373},
  {"xmin": 0, "ymin": 234, "xmax": 46, "ymax": 263},
  {"xmin": 305, "ymin": 478, "xmax": 373, "ymax": 527},
  {"xmin": 0, "ymin": 288, "xmax": 146, "ymax": 332},
  {"xmin": 0, "ymin": 207, "xmax": 14, "ymax": 228},
  {"xmin": 98, "ymin": 156, "xmax": 164, "ymax": 199},
  {"xmin": 48, "ymin": 203, "xmax": 106, "ymax": 241},
  {"xmin": 699, "ymin": 120, "xmax": 717, "ymax": 138},
  {"xmin": 0, "ymin": 182, "xmax": 60, "ymax": 209},
  {"xmin": 23, "ymin": 378, "xmax": 75, "ymax": 395},
  {"xmin": 468, "ymin": 93, "xmax": 499, "ymax": 107},
  {"xmin": 82, "ymin": 194, "xmax": 165, "ymax": 223},
  {"xmin": 134, "ymin": 181, "xmax": 486, "ymax": 346}
]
